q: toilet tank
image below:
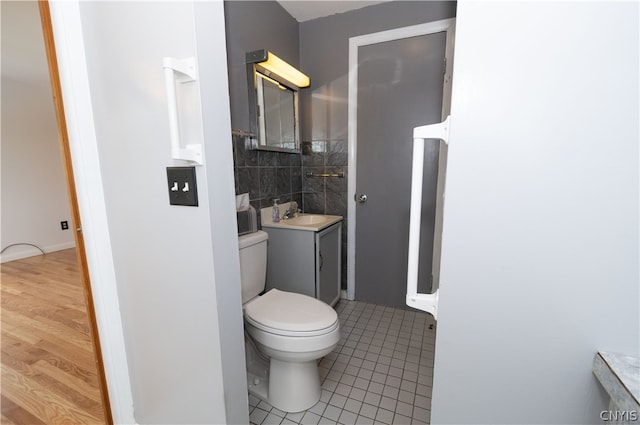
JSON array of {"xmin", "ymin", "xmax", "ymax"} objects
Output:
[{"xmin": 238, "ymin": 230, "xmax": 268, "ymax": 304}]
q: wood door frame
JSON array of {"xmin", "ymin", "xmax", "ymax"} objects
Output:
[
  {"xmin": 346, "ymin": 19, "xmax": 456, "ymax": 301},
  {"xmin": 38, "ymin": 1, "xmax": 135, "ymax": 423}
]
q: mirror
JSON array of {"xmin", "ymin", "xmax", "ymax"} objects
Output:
[
  {"xmin": 246, "ymin": 50, "xmax": 309, "ymax": 153},
  {"xmin": 256, "ymin": 73, "xmax": 297, "ymax": 150}
]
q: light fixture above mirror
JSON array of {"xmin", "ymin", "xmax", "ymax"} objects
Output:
[
  {"xmin": 246, "ymin": 50, "xmax": 309, "ymax": 153},
  {"xmin": 247, "ymin": 49, "xmax": 310, "ymax": 89}
]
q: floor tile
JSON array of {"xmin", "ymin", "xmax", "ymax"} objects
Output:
[
  {"xmin": 379, "ymin": 396, "xmax": 396, "ymax": 412},
  {"xmin": 301, "ymin": 411, "xmax": 322, "ymax": 425},
  {"xmin": 396, "ymin": 400, "xmax": 413, "ymax": 418},
  {"xmin": 338, "ymin": 409, "xmax": 358, "ymax": 425},
  {"xmin": 375, "ymin": 408, "xmax": 394, "ymax": 425},
  {"xmin": 250, "ymin": 408, "xmax": 269, "ymax": 425},
  {"xmin": 348, "ymin": 387, "xmax": 366, "ymax": 402},
  {"xmin": 309, "ymin": 401, "xmax": 327, "ymax": 417},
  {"xmin": 264, "ymin": 412, "xmax": 285, "ymax": 425},
  {"xmin": 367, "ymin": 381, "xmax": 384, "ymax": 395},
  {"xmin": 358, "ymin": 403, "xmax": 378, "ymax": 420},
  {"xmin": 343, "ymin": 397, "xmax": 360, "ymax": 412},
  {"xmin": 353, "ymin": 377, "xmax": 370, "ymax": 390},
  {"xmin": 329, "ymin": 393, "xmax": 348, "ymax": 409},
  {"xmin": 355, "ymin": 415, "xmax": 374, "ymax": 425},
  {"xmin": 323, "ymin": 404, "xmax": 342, "ymax": 421},
  {"xmin": 412, "ymin": 406, "xmax": 430, "ymax": 423},
  {"xmin": 285, "ymin": 411, "xmax": 305, "ymax": 422},
  {"xmin": 363, "ymin": 391, "xmax": 381, "ymax": 406}
]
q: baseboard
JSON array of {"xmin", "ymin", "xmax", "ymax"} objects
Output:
[{"xmin": 0, "ymin": 241, "xmax": 76, "ymax": 263}]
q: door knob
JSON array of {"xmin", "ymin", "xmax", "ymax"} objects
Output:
[{"xmin": 356, "ymin": 194, "xmax": 368, "ymax": 204}]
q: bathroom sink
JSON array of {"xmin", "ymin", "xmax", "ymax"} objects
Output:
[
  {"xmin": 277, "ymin": 214, "xmax": 341, "ymax": 231},
  {"xmin": 260, "ymin": 204, "xmax": 343, "ymax": 232},
  {"xmin": 284, "ymin": 214, "xmax": 327, "ymax": 226}
]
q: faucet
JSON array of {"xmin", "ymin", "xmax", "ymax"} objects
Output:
[
  {"xmin": 282, "ymin": 207, "xmax": 299, "ymax": 220},
  {"xmin": 282, "ymin": 201, "xmax": 300, "ymax": 220}
]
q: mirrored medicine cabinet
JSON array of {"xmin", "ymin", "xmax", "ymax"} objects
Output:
[{"xmin": 245, "ymin": 49, "xmax": 309, "ymax": 153}]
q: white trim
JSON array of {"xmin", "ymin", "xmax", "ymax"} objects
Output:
[
  {"xmin": 48, "ymin": 2, "xmax": 135, "ymax": 424},
  {"xmin": 0, "ymin": 241, "xmax": 76, "ymax": 263},
  {"xmin": 347, "ymin": 19, "xmax": 456, "ymax": 302},
  {"xmin": 431, "ymin": 21, "xmax": 456, "ymax": 294}
]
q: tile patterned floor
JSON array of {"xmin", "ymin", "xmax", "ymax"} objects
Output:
[{"xmin": 248, "ymin": 299, "xmax": 437, "ymax": 425}]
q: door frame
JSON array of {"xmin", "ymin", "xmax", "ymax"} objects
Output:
[
  {"xmin": 39, "ymin": 2, "xmax": 136, "ymax": 423},
  {"xmin": 347, "ymin": 19, "xmax": 456, "ymax": 300}
]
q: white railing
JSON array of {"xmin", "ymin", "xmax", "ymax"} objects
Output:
[{"xmin": 406, "ymin": 115, "xmax": 450, "ymax": 319}]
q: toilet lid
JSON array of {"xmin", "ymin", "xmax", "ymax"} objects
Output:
[{"xmin": 244, "ymin": 289, "xmax": 338, "ymax": 334}]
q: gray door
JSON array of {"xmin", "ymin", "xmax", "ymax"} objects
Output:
[{"xmin": 355, "ymin": 32, "xmax": 446, "ymax": 308}]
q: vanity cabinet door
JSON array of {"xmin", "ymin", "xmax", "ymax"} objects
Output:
[
  {"xmin": 264, "ymin": 228, "xmax": 316, "ymax": 298},
  {"xmin": 316, "ymin": 223, "xmax": 341, "ymax": 307},
  {"xmin": 264, "ymin": 222, "xmax": 342, "ymax": 306}
]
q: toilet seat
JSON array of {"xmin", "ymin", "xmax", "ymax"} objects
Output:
[{"xmin": 244, "ymin": 289, "xmax": 338, "ymax": 337}]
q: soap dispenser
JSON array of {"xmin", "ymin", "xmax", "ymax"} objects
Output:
[{"xmin": 272, "ymin": 199, "xmax": 280, "ymax": 223}]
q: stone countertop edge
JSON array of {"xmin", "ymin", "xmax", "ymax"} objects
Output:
[{"xmin": 593, "ymin": 351, "xmax": 640, "ymax": 411}]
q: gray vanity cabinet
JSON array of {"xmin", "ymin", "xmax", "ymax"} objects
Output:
[{"xmin": 264, "ymin": 222, "xmax": 341, "ymax": 307}]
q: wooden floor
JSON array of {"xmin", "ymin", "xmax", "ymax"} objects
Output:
[{"xmin": 1, "ymin": 249, "xmax": 106, "ymax": 424}]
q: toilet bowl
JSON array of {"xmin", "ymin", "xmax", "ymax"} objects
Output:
[{"xmin": 239, "ymin": 231, "xmax": 340, "ymax": 413}]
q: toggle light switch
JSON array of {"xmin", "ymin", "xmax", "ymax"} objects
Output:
[{"xmin": 166, "ymin": 166, "xmax": 198, "ymax": 206}]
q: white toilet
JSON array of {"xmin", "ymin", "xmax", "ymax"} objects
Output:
[{"xmin": 238, "ymin": 230, "xmax": 340, "ymax": 413}]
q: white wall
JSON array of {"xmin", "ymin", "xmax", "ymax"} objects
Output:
[
  {"xmin": 194, "ymin": 2, "xmax": 251, "ymax": 421},
  {"xmin": 1, "ymin": 1, "xmax": 75, "ymax": 262},
  {"xmin": 60, "ymin": 1, "xmax": 247, "ymax": 423},
  {"xmin": 432, "ymin": 2, "xmax": 639, "ymax": 424}
]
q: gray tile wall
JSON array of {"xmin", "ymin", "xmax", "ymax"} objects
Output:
[
  {"xmin": 231, "ymin": 136, "xmax": 349, "ymax": 290},
  {"xmin": 232, "ymin": 135, "xmax": 303, "ymax": 228},
  {"xmin": 301, "ymin": 140, "xmax": 348, "ymax": 216}
]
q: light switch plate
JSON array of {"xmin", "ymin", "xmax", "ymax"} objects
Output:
[{"xmin": 166, "ymin": 166, "xmax": 198, "ymax": 206}]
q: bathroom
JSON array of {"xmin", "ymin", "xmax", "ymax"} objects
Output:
[
  {"xmin": 42, "ymin": 1, "xmax": 638, "ymax": 423},
  {"xmin": 226, "ymin": 1, "xmax": 455, "ymax": 424}
]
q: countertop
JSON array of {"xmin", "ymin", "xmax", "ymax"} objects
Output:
[
  {"xmin": 593, "ymin": 351, "xmax": 640, "ymax": 411},
  {"xmin": 260, "ymin": 202, "xmax": 343, "ymax": 232}
]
